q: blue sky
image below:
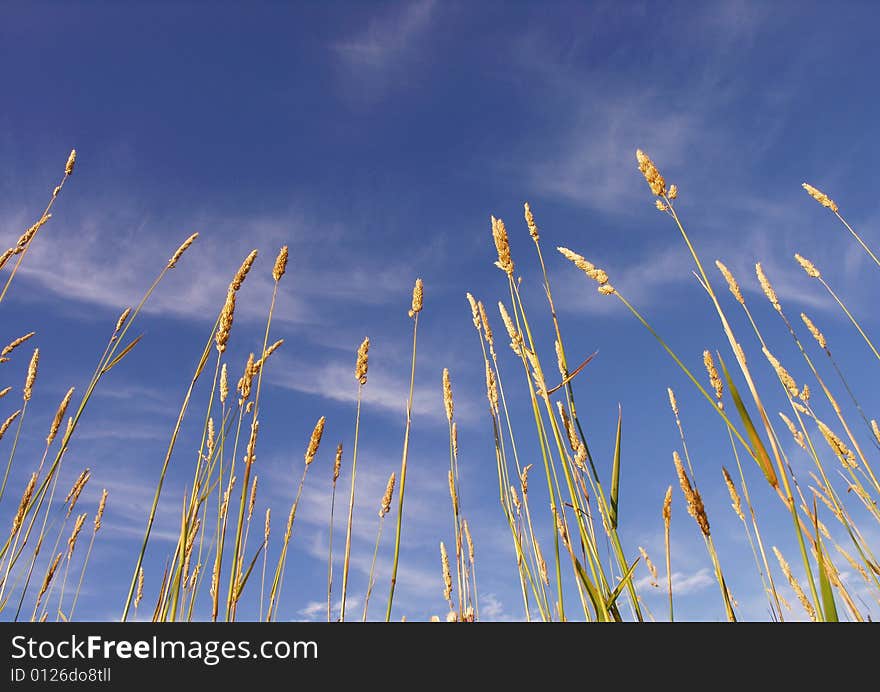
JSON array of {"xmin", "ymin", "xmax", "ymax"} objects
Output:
[{"xmin": 1, "ymin": 1, "xmax": 879, "ymax": 621}]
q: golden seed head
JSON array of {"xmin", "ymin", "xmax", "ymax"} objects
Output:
[
  {"xmin": 463, "ymin": 519, "xmax": 474, "ymax": 564},
  {"xmin": 0, "ymin": 247, "xmax": 14, "ymax": 270},
  {"xmin": 67, "ymin": 512, "xmax": 87, "ymax": 558},
  {"xmin": 408, "ymin": 278, "xmax": 424, "ymax": 318},
  {"xmin": 65, "ymin": 149, "xmax": 77, "ymax": 176},
  {"xmin": 66, "ymin": 468, "xmax": 91, "ymax": 513},
  {"xmin": 447, "ymin": 470, "xmax": 458, "ymax": 514},
  {"xmin": 380, "ymin": 471, "xmax": 396, "ymax": 517},
  {"xmin": 264, "ymin": 507, "xmax": 271, "ymax": 541},
  {"xmin": 520, "ymin": 464, "xmax": 533, "ymax": 497},
  {"xmin": 799, "ymin": 384, "xmax": 810, "ymax": 401},
  {"xmin": 0, "ymin": 387, "xmax": 10, "ymax": 398},
  {"xmin": 715, "ymin": 260, "xmax": 744, "ymax": 304},
  {"xmin": 0, "ymin": 409, "xmax": 21, "ymax": 441},
  {"xmin": 721, "ymin": 467, "xmax": 744, "ymax": 521},
  {"xmin": 872, "ymin": 420, "xmax": 880, "ymax": 446},
  {"xmin": 795, "ymin": 253, "xmax": 820, "ymax": 279},
  {"xmin": 466, "ymin": 293, "xmax": 480, "ymax": 331},
  {"xmin": 509, "ymin": 484, "xmax": 521, "ymax": 512},
  {"xmin": 755, "ymin": 263, "xmax": 781, "ymax": 312},
  {"xmin": 94, "ymin": 489, "xmax": 108, "ymax": 532},
  {"xmin": 555, "ymin": 340, "xmax": 567, "ymax": 379},
  {"xmin": 206, "ymin": 417, "xmax": 215, "ymax": 457},
  {"xmin": 802, "ymin": 183, "xmax": 838, "ymax": 213},
  {"xmin": 598, "ymin": 284, "xmax": 616, "ymax": 295},
  {"xmin": 673, "ymin": 451, "xmax": 710, "ymax": 537},
  {"xmin": 477, "ymin": 301, "xmax": 493, "ymax": 346},
  {"xmin": 667, "ymin": 387, "xmax": 679, "ymax": 417},
  {"xmin": 498, "ymin": 301, "xmax": 522, "ymax": 356},
  {"xmin": 440, "ymin": 541, "xmax": 453, "ymax": 601},
  {"xmin": 355, "ymin": 337, "xmax": 370, "ymax": 384},
  {"xmin": 11, "ymin": 472, "xmax": 37, "ymax": 535},
  {"xmin": 485, "ymin": 361, "xmax": 498, "ymax": 412},
  {"xmin": 668, "ymin": 184, "xmax": 678, "ymax": 200},
  {"xmin": 23, "ymin": 348, "xmax": 39, "ymax": 401},
  {"xmin": 305, "ymin": 416, "xmax": 325, "ymax": 465},
  {"xmin": 655, "ymin": 200, "xmax": 667, "ymax": 212},
  {"xmin": 800, "ymin": 313, "xmax": 826, "ymax": 350},
  {"xmin": 635, "ymin": 149, "xmax": 667, "ymax": 197},
  {"xmin": 524, "ymin": 202, "xmax": 539, "ymax": 241},
  {"xmin": 220, "ymin": 475, "xmax": 236, "ymax": 520},
  {"xmin": 557, "ymin": 401, "xmax": 578, "ymax": 451},
  {"xmin": 230, "ymin": 249, "xmax": 258, "ymax": 292},
  {"xmin": 817, "ymin": 420, "xmax": 856, "ymax": 468},
  {"xmin": 47, "ymin": 387, "xmax": 74, "ymax": 446},
  {"xmin": 557, "ymin": 246, "xmax": 608, "ymax": 285},
  {"xmin": 451, "ymin": 421, "xmax": 458, "ymax": 458},
  {"xmin": 555, "ymin": 509, "xmax": 570, "ymax": 549},
  {"xmin": 491, "ymin": 216, "xmax": 514, "ymax": 276},
  {"xmin": 333, "ymin": 443, "xmax": 343, "ymax": 482},
  {"xmin": 703, "ymin": 351, "xmax": 723, "ymax": 402},
  {"xmin": 2, "ymin": 331, "xmax": 35, "ymax": 357},
  {"xmin": 215, "ymin": 290, "xmax": 236, "ymax": 354},
  {"xmin": 168, "ymin": 232, "xmax": 198, "ymax": 268},
  {"xmin": 136, "ymin": 567, "xmax": 144, "ymax": 607},
  {"xmin": 773, "ymin": 546, "xmax": 817, "ymax": 621},
  {"xmin": 39, "ymin": 552, "xmax": 63, "ymax": 601},
  {"xmin": 112, "ymin": 307, "xmax": 131, "ymax": 341},
  {"xmin": 237, "ymin": 352, "xmax": 255, "ymax": 403},
  {"xmin": 442, "ymin": 368, "xmax": 454, "ymax": 421},
  {"xmin": 244, "ymin": 419, "xmax": 259, "ymax": 467},
  {"xmin": 639, "ymin": 546, "xmax": 659, "ymax": 586},
  {"xmin": 535, "ymin": 538, "xmax": 549, "ymax": 586},
  {"xmin": 762, "ymin": 347, "xmax": 799, "ymax": 398},
  {"xmin": 525, "ymin": 347, "xmax": 546, "ymax": 396},
  {"xmin": 779, "ymin": 412, "xmax": 806, "ymax": 450},
  {"xmin": 662, "ymin": 485, "xmax": 672, "ymax": 526},
  {"xmin": 220, "ymin": 363, "xmax": 229, "ymax": 403},
  {"xmin": 254, "ymin": 339, "xmax": 284, "ymax": 372},
  {"xmin": 248, "ymin": 475, "xmax": 258, "ymax": 521},
  {"xmin": 273, "ymin": 245, "xmax": 289, "ymax": 282}
]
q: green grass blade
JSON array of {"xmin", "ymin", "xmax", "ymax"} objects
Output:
[{"xmin": 609, "ymin": 405, "xmax": 622, "ymax": 530}]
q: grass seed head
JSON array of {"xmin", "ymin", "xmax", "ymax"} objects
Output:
[
  {"xmin": 23, "ymin": 348, "xmax": 39, "ymax": 401},
  {"xmin": 408, "ymin": 277, "xmax": 424, "ymax": 318},
  {"xmin": 524, "ymin": 202, "xmax": 539, "ymax": 241},
  {"xmin": 762, "ymin": 347, "xmax": 799, "ymax": 398},
  {"xmin": 67, "ymin": 512, "xmax": 87, "ymax": 558},
  {"xmin": 440, "ymin": 541, "xmax": 452, "ymax": 602},
  {"xmin": 272, "ymin": 245, "xmax": 289, "ymax": 282},
  {"xmin": 305, "ymin": 416, "xmax": 325, "ymax": 465},
  {"xmin": 721, "ymin": 467, "xmax": 744, "ymax": 521},
  {"xmin": 220, "ymin": 363, "xmax": 229, "ymax": 403},
  {"xmin": 94, "ymin": 489, "xmax": 108, "ymax": 532},
  {"xmin": 333, "ymin": 443, "xmax": 343, "ymax": 482},
  {"xmin": 442, "ymin": 368, "xmax": 454, "ymax": 421},
  {"xmin": 11, "ymin": 472, "xmax": 38, "ymax": 535},
  {"xmin": 703, "ymin": 351, "xmax": 723, "ymax": 403},
  {"xmin": 168, "ymin": 232, "xmax": 198, "ymax": 269},
  {"xmin": 0, "ymin": 409, "xmax": 21, "ymax": 441},
  {"xmin": 795, "ymin": 253, "xmax": 821, "ymax": 278},
  {"xmin": 779, "ymin": 412, "xmax": 806, "ymax": 450},
  {"xmin": 802, "ymin": 183, "xmax": 838, "ymax": 213},
  {"xmin": 466, "ymin": 293, "xmax": 480, "ymax": 331},
  {"xmin": 380, "ymin": 471, "xmax": 396, "ymax": 517},
  {"xmin": 477, "ymin": 300, "xmax": 493, "ymax": 346},
  {"xmin": 491, "ymin": 216, "xmax": 514, "ymax": 276},
  {"xmin": 65, "ymin": 149, "xmax": 77, "ymax": 176},
  {"xmin": 2, "ymin": 331, "xmax": 35, "ymax": 357},
  {"xmin": 756, "ymin": 262, "xmax": 781, "ymax": 312},
  {"xmin": 800, "ymin": 313, "xmax": 826, "ymax": 350},
  {"xmin": 673, "ymin": 451, "xmax": 710, "ymax": 537},
  {"xmin": 636, "ymin": 149, "xmax": 667, "ymax": 197},
  {"xmin": 355, "ymin": 337, "xmax": 370, "ymax": 385},
  {"xmin": 715, "ymin": 260, "xmax": 744, "ymax": 304},
  {"xmin": 47, "ymin": 387, "xmax": 75, "ymax": 446},
  {"xmin": 817, "ymin": 420, "xmax": 856, "ymax": 468}
]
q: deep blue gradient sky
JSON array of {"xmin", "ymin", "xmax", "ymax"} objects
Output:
[{"xmin": 1, "ymin": 1, "xmax": 879, "ymax": 621}]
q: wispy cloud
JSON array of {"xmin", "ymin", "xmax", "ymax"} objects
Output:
[{"xmin": 333, "ymin": 0, "xmax": 436, "ymax": 69}]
